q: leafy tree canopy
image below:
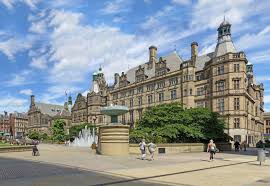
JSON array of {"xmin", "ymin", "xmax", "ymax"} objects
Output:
[
  {"xmin": 130, "ymin": 103, "xmax": 229, "ymax": 143},
  {"xmin": 51, "ymin": 119, "xmax": 66, "ymax": 142}
]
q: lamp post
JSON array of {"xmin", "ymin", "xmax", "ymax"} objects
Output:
[{"xmin": 91, "ymin": 115, "xmax": 97, "ymax": 149}]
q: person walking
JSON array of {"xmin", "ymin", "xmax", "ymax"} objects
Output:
[
  {"xmin": 234, "ymin": 140, "xmax": 240, "ymax": 152},
  {"xmin": 207, "ymin": 139, "xmax": 216, "ymax": 161},
  {"xmin": 148, "ymin": 141, "xmax": 156, "ymax": 161},
  {"xmin": 139, "ymin": 139, "xmax": 146, "ymax": 160}
]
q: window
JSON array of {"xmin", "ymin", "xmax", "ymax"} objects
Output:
[
  {"xmin": 159, "ymin": 92, "xmax": 164, "ymax": 102},
  {"xmin": 120, "ymin": 92, "xmax": 126, "ymax": 98},
  {"xmin": 147, "ymin": 84, "xmax": 155, "ymax": 91},
  {"xmin": 157, "ymin": 81, "xmax": 165, "ymax": 89},
  {"xmin": 217, "ymin": 81, "xmax": 225, "ymax": 91},
  {"xmin": 217, "ymin": 98, "xmax": 224, "ymax": 112},
  {"xmin": 233, "ymin": 79, "xmax": 240, "ymax": 89},
  {"xmin": 129, "ymin": 89, "xmax": 134, "ymax": 96},
  {"xmin": 169, "ymin": 77, "xmax": 178, "ymax": 86},
  {"xmin": 184, "ymin": 89, "xmax": 188, "ymax": 97},
  {"xmin": 113, "ymin": 93, "xmax": 118, "ymax": 100},
  {"xmin": 196, "ymin": 87, "xmax": 205, "ymax": 96},
  {"xmin": 217, "ymin": 65, "xmax": 225, "ymax": 75},
  {"xmin": 171, "ymin": 90, "xmax": 177, "ymax": 100},
  {"xmin": 234, "ymin": 118, "xmax": 240, "ymax": 128},
  {"xmin": 234, "ymin": 98, "xmax": 240, "ymax": 110},
  {"xmin": 196, "ymin": 101, "xmax": 205, "ymax": 108},
  {"xmin": 234, "ymin": 64, "xmax": 240, "ymax": 72},
  {"xmin": 255, "ymin": 106, "xmax": 258, "ymax": 116},
  {"xmin": 234, "ymin": 135, "xmax": 241, "ymax": 142},
  {"xmin": 147, "ymin": 95, "xmax": 153, "ymax": 104},
  {"xmin": 130, "ymin": 110, "xmax": 134, "ymax": 123},
  {"xmin": 137, "ymin": 87, "xmax": 144, "ymax": 94},
  {"xmin": 196, "ymin": 73, "xmax": 204, "ymax": 81},
  {"xmin": 138, "ymin": 97, "xmax": 143, "ymax": 106},
  {"xmin": 121, "ymin": 100, "xmax": 125, "ymax": 106},
  {"xmin": 189, "ymin": 89, "xmax": 193, "ymax": 96},
  {"xmin": 130, "ymin": 99, "xmax": 133, "ymax": 107}
]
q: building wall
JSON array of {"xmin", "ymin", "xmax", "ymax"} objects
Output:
[{"xmin": 264, "ymin": 113, "xmax": 270, "ymax": 134}]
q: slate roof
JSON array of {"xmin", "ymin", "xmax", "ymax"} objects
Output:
[
  {"xmin": 195, "ymin": 52, "xmax": 214, "ymax": 71},
  {"xmin": 125, "ymin": 51, "xmax": 183, "ymax": 84},
  {"xmin": 35, "ymin": 102, "xmax": 64, "ymax": 117},
  {"xmin": 215, "ymin": 35, "xmax": 237, "ymax": 57}
]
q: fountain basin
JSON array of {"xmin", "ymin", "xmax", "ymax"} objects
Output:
[
  {"xmin": 100, "ymin": 105, "xmax": 128, "ymax": 116},
  {"xmin": 101, "ymin": 105, "xmax": 128, "ymax": 123}
]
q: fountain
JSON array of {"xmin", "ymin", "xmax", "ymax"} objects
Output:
[
  {"xmin": 97, "ymin": 104, "xmax": 129, "ymax": 155},
  {"xmin": 70, "ymin": 125, "xmax": 98, "ymax": 147}
]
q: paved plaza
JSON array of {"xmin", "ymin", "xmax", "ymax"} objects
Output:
[{"xmin": 0, "ymin": 144, "xmax": 269, "ymax": 186}]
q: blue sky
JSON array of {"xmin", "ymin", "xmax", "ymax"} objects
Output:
[{"xmin": 0, "ymin": 0, "xmax": 270, "ymax": 113}]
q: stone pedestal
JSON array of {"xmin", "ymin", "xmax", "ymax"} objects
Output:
[{"xmin": 97, "ymin": 125, "xmax": 129, "ymax": 155}]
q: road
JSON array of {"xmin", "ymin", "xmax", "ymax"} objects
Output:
[{"xmin": 0, "ymin": 157, "xmax": 166, "ymax": 186}]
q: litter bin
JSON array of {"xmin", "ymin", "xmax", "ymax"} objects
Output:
[{"xmin": 257, "ymin": 149, "xmax": 268, "ymax": 165}]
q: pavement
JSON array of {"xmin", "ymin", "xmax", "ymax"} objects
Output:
[{"xmin": 0, "ymin": 144, "xmax": 269, "ymax": 186}]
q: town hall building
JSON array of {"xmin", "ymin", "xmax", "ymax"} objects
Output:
[{"xmin": 72, "ymin": 20, "xmax": 264, "ymax": 146}]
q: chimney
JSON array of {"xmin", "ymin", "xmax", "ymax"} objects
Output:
[
  {"xmin": 30, "ymin": 95, "xmax": 35, "ymax": 107},
  {"xmin": 191, "ymin": 42, "xmax": 198, "ymax": 61},
  {"xmin": 114, "ymin": 73, "xmax": 119, "ymax": 85},
  {"xmin": 149, "ymin": 45, "xmax": 157, "ymax": 63}
]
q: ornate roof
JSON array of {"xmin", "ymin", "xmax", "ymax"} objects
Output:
[{"xmin": 35, "ymin": 102, "xmax": 64, "ymax": 116}]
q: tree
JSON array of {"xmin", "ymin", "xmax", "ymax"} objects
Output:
[
  {"xmin": 130, "ymin": 103, "xmax": 227, "ymax": 143},
  {"xmin": 28, "ymin": 131, "xmax": 41, "ymax": 140},
  {"xmin": 51, "ymin": 119, "xmax": 66, "ymax": 142}
]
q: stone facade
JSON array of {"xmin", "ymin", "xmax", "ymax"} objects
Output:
[
  {"xmin": 264, "ymin": 112, "xmax": 270, "ymax": 134},
  {"xmin": 0, "ymin": 112, "xmax": 10, "ymax": 134},
  {"xmin": 71, "ymin": 68, "xmax": 108, "ymax": 126},
  {"xmin": 72, "ymin": 20, "xmax": 264, "ymax": 146},
  {"xmin": 9, "ymin": 112, "xmax": 28, "ymax": 138},
  {"xmin": 27, "ymin": 95, "xmax": 72, "ymax": 133}
]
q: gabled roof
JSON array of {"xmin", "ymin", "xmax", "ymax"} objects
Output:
[
  {"xmin": 35, "ymin": 102, "xmax": 64, "ymax": 117},
  {"xmin": 125, "ymin": 51, "xmax": 183, "ymax": 84},
  {"xmin": 195, "ymin": 52, "xmax": 214, "ymax": 71}
]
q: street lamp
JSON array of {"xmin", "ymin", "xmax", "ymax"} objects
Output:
[{"xmin": 91, "ymin": 115, "xmax": 97, "ymax": 149}]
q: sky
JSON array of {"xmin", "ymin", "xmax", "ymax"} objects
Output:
[{"xmin": 0, "ymin": 0, "xmax": 270, "ymax": 113}]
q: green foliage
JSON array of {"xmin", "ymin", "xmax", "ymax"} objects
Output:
[
  {"xmin": 51, "ymin": 119, "xmax": 66, "ymax": 142},
  {"xmin": 28, "ymin": 131, "xmax": 41, "ymax": 140},
  {"xmin": 130, "ymin": 103, "xmax": 227, "ymax": 143}
]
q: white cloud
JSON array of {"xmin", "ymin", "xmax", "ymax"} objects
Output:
[
  {"xmin": 19, "ymin": 89, "xmax": 33, "ymax": 96},
  {"xmin": 0, "ymin": 0, "xmax": 39, "ymax": 10},
  {"xmin": 265, "ymin": 95, "xmax": 270, "ymax": 104},
  {"xmin": 172, "ymin": 0, "xmax": 191, "ymax": 5},
  {"xmin": 100, "ymin": 0, "xmax": 133, "ymax": 15},
  {"xmin": 29, "ymin": 19, "xmax": 47, "ymax": 34},
  {"xmin": 0, "ymin": 37, "xmax": 33, "ymax": 60},
  {"xmin": 0, "ymin": 95, "xmax": 28, "ymax": 113},
  {"xmin": 141, "ymin": 5, "xmax": 174, "ymax": 30},
  {"xmin": 30, "ymin": 56, "xmax": 47, "ymax": 69},
  {"xmin": 191, "ymin": 0, "xmax": 256, "ymax": 30},
  {"xmin": 235, "ymin": 26, "xmax": 270, "ymax": 51},
  {"xmin": 6, "ymin": 70, "xmax": 33, "ymax": 86},
  {"xmin": 249, "ymin": 49, "xmax": 270, "ymax": 64}
]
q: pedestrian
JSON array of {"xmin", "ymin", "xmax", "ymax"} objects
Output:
[
  {"xmin": 139, "ymin": 139, "xmax": 146, "ymax": 160},
  {"xmin": 262, "ymin": 138, "xmax": 265, "ymax": 150},
  {"xmin": 148, "ymin": 141, "xmax": 156, "ymax": 161},
  {"xmin": 234, "ymin": 140, "xmax": 240, "ymax": 152},
  {"xmin": 241, "ymin": 141, "xmax": 247, "ymax": 151},
  {"xmin": 207, "ymin": 139, "xmax": 216, "ymax": 161}
]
